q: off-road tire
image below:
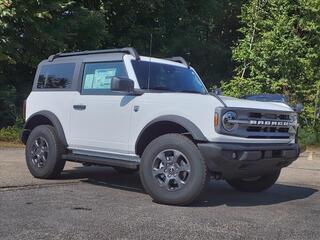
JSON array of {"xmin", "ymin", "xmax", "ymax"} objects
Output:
[
  {"xmin": 140, "ymin": 134, "xmax": 209, "ymax": 205},
  {"xmin": 26, "ymin": 125, "xmax": 66, "ymax": 179},
  {"xmin": 226, "ymin": 170, "xmax": 281, "ymax": 192}
]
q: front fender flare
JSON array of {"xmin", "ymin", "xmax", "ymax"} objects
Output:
[{"xmin": 135, "ymin": 115, "xmax": 208, "ymax": 152}]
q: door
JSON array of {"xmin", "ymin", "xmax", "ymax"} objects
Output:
[{"xmin": 69, "ymin": 61, "xmax": 135, "ymax": 155}]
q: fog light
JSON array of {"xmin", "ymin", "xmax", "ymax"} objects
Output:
[{"xmin": 232, "ymin": 152, "xmax": 237, "ymax": 159}]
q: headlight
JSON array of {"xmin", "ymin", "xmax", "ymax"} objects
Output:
[{"xmin": 222, "ymin": 111, "xmax": 238, "ymax": 131}]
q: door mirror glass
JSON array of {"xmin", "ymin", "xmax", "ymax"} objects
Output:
[
  {"xmin": 294, "ymin": 103, "xmax": 304, "ymax": 113},
  {"xmin": 111, "ymin": 77, "xmax": 134, "ymax": 92}
]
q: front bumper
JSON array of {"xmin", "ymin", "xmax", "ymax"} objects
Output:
[{"xmin": 198, "ymin": 142, "xmax": 300, "ymax": 180}]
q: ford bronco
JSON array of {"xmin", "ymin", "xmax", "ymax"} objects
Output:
[{"xmin": 21, "ymin": 48, "xmax": 300, "ymax": 205}]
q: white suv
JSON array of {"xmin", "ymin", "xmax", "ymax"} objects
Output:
[{"xmin": 21, "ymin": 48, "xmax": 300, "ymax": 205}]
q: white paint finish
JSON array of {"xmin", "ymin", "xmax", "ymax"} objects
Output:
[
  {"xmin": 128, "ymin": 93, "xmax": 219, "ymax": 152},
  {"xmin": 128, "ymin": 93, "xmax": 294, "ymax": 154},
  {"xmin": 219, "ymin": 96, "xmax": 293, "ymax": 111},
  {"xmin": 26, "ymin": 91, "xmax": 77, "ymax": 144},
  {"xmin": 26, "ymin": 53, "xmax": 297, "ymax": 157},
  {"xmin": 123, "ymin": 55, "xmax": 140, "ymax": 87},
  {"xmin": 139, "ymin": 56, "xmax": 189, "ymax": 68},
  {"xmin": 68, "ymin": 92, "xmax": 134, "ymax": 154}
]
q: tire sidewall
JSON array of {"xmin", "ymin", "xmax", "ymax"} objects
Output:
[
  {"xmin": 140, "ymin": 134, "xmax": 207, "ymax": 205},
  {"xmin": 227, "ymin": 170, "xmax": 281, "ymax": 192},
  {"xmin": 26, "ymin": 125, "xmax": 60, "ymax": 178}
]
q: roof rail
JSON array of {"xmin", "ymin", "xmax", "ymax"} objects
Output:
[
  {"xmin": 48, "ymin": 47, "xmax": 140, "ymax": 62},
  {"xmin": 165, "ymin": 57, "xmax": 189, "ymax": 67}
]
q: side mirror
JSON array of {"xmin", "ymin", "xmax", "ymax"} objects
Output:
[
  {"xmin": 111, "ymin": 77, "xmax": 134, "ymax": 92},
  {"xmin": 212, "ymin": 88, "xmax": 223, "ymax": 96},
  {"xmin": 294, "ymin": 103, "xmax": 304, "ymax": 113}
]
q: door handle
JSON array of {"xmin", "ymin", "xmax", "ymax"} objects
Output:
[{"xmin": 73, "ymin": 104, "xmax": 86, "ymax": 110}]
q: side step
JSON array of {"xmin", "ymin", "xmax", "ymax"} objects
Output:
[{"xmin": 62, "ymin": 153, "xmax": 139, "ymax": 169}]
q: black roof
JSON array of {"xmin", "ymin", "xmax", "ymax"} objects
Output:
[{"xmin": 48, "ymin": 47, "xmax": 140, "ymax": 62}]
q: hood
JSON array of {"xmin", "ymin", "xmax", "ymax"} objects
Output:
[{"xmin": 219, "ymin": 96, "xmax": 293, "ymax": 112}]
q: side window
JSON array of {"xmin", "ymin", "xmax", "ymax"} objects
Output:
[
  {"xmin": 82, "ymin": 62, "xmax": 127, "ymax": 94},
  {"xmin": 37, "ymin": 63, "xmax": 75, "ymax": 89}
]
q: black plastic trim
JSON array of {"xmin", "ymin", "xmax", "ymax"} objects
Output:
[
  {"xmin": 198, "ymin": 142, "xmax": 299, "ymax": 179},
  {"xmin": 135, "ymin": 115, "xmax": 208, "ymax": 149},
  {"xmin": 21, "ymin": 111, "xmax": 67, "ymax": 146},
  {"xmin": 214, "ymin": 107, "xmax": 297, "ymax": 139},
  {"xmin": 209, "ymin": 93, "xmax": 227, "ymax": 107},
  {"xmin": 62, "ymin": 153, "xmax": 139, "ymax": 169},
  {"xmin": 48, "ymin": 47, "xmax": 140, "ymax": 62}
]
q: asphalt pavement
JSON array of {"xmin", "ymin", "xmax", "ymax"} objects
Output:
[{"xmin": 0, "ymin": 147, "xmax": 319, "ymax": 240}]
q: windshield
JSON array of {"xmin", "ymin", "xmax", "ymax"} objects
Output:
[
  {"xmin": 132, "ymin": 60, "xmax": 207, "ymax": 94},
  {"xmin": 242, "ymin": 94, "xmax": 288, "ymax": 103}
]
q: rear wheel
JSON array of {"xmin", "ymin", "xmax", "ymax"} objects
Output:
[
  {"xmin": 226, "ymin": 170, "xmax": 281, "ymax": 192},
  {"xmin": 140, "ymin": 134, "xmax": 209, "ymax": 205},
  {"xmin": 26, "ymin": 125, "xmax": 66, "ymax": 179}
]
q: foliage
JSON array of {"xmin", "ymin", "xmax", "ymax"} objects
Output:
[
  {"xmin": 0, "ymin": 84, "xmax": 17, "ymax": 128},
  {"xmin": 298, "ymin": 126, "xmax": 320, "ymax": 146},
  {"xmin": 98, "ymin": 0, "xmax": 244, "ymax": 86},
  {"xmin": 222, "ymin": 0, "xmax": 320, "ymax": 132},
  {"xmin": 0, "ymin": 0, "xmax": 244, "ymax": 128},
  {"xmin": 2, "ymin": 0, "xmax": 319, "ymax": 145},
  {"xmin": 0, "ymin": 0, "xmax": 108, "ymax": 127},
  {"xmin": 0, "ymin": 117, "xmax": 23, "ymax": 143}
]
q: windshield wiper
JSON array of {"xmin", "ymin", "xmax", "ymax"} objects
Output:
[
  {"xmin": 179, "ymin": 90, "xmax": 206, "ymax": 94},
  {"xmin": 149, "ymin": 87, "xmax": 173, "ymax": 91},
  {"xmin": 147, "ymin": 88, "xmax": 206, "ymax": 94}
]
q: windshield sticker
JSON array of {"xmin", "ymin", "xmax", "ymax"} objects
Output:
[
  {"xmin": 91, "ymin": 68, "xmax": 117, "ymax": 89},
  {"xmin": 83, "ymin": 74, "xmax": 94, "ymax": 89}
]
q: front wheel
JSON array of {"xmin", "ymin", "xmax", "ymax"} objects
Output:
[
  {"xmin": 226, "ymin": 170, "xmax": 281, "ymax": 192},
  {"xmin": 140, "ymin": 134, "xmax": 209, "ymax": 205}
]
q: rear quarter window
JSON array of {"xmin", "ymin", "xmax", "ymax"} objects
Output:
[{"xmin": 37, "ymin": 63, "xmax": 76, "ymax": 89}]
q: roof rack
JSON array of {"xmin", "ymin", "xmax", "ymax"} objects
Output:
[
  {"xmin": 165, "ymin": 57, "xmax": 189, "ymax": 67},
  {"xmin": 48, "ymin": 47, "xmax": 140, "ymax": 62}
]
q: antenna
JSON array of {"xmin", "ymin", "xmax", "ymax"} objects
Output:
[
  {"xmin": 147, "ymin": 33, "xmax": 153, "ymax": 90},
  {"xmin": 186, "ymin": 52, "xmax": 191, "ymax": 69}
]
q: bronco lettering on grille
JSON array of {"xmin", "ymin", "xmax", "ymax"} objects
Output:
[{"xmin": 249, "ymin": 120, "xmax": 290, "ymax": 126}]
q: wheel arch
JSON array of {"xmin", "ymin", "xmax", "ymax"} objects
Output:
[
  {"xmin": 135, "ymin": 115, "xmax": 207, "ymax": 156},
  {"xmin": 21, "ymin": 111, "xmax": 67, "ymax": 146}
]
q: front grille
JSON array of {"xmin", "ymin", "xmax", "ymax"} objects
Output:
[
  {"xmin": 249, "ymin": 112, "xmax": 290, "ymax": 120},
  {"xmin": 244, "ymin": 111, "xmax": 292, "ymax": 138},
  {"xmin": 216, "ymin": 107, "xmax": 297, "ymax": 139},
  {"xmin": 247, "ymin": 126, "xmax": 289, "ymax": 133},
  {"xmin": 246, "ymin": 111, "xmax": 291, "ymax": 137}
]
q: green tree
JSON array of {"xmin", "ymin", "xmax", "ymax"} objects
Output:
[
  {"xmin": 0, "ymin": 0, "xmax": 107, "ymax": 127},
  {"xmin": 0, "ymin": 0, "xmax": 243, "ymax": 128},
  {"xmin": 222, "ymin": 0, "xmax": 320, "ymax": 130},
  {"xmin": 98, "ymin": 0, "xmax": 244, "ymax": 86}
]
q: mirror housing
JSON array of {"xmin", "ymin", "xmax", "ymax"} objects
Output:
[
  {"xmin": 111, "ymin": 77, "xmax": 134, "ymax": 92},
  {"xmin": 294, "ymin": 103, "xmax": 304, "ymax": 113},
  {"xmin": 212, "ymin": 88, "xmax": 223, "ymax": 96}
]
